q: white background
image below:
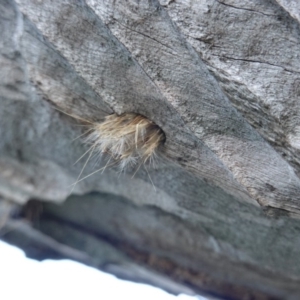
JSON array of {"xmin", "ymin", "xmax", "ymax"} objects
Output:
[{"xmin": 0, "ymin": 241, "xmax": 205, "ymax": 300}]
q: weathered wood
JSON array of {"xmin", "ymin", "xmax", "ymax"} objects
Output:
[{"xmin": 1, "ymin": 0, "xmax": 300, "ymax": 299}]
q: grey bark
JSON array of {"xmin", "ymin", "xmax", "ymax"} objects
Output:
[{"xmin": 1, "ymin": 0, "xmax": 300, "ymax": 299}]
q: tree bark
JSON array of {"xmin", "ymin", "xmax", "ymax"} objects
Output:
[{"xmin": 1, "ymin": 0, "xmax": 300, "ymax": 299}]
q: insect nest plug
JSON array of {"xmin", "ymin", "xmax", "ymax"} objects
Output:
[
  {"xmin": 54, "ymin": 107, "xmax": 166, "ymax": 190},
  {"xmin": 84, "ymin": 113, "xmax": 166, "ymax": 171}
]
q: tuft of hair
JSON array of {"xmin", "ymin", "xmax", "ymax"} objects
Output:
[{"xmin": 84, "ymin": 113, "xmax": 165, "ymax": 171}]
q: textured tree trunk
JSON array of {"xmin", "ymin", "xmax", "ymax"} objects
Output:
[{"xmin": 1, "ymin": 0, "xmax": 300, "ymax": 299}]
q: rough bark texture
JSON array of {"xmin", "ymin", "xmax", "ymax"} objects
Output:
[{"xmin": 1, "ymin": 0, "xmax": 300, "ymax": 299}]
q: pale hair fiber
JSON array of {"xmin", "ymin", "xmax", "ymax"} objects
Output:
[{"xmin": 53, "ymin": 107, "xmax": 166, "ymax": 189}]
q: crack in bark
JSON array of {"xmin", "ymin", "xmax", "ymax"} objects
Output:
[
  {"xmin": 212, "ymin": 54, "xmax": 300, "ymax": 74},
  {"xmin": 112, "ymin": 17, "xmax": 178, "ymax": 56},
  {"xmin": 215, "ymin": 0, "xmax": 277, "ymax": 17}
]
